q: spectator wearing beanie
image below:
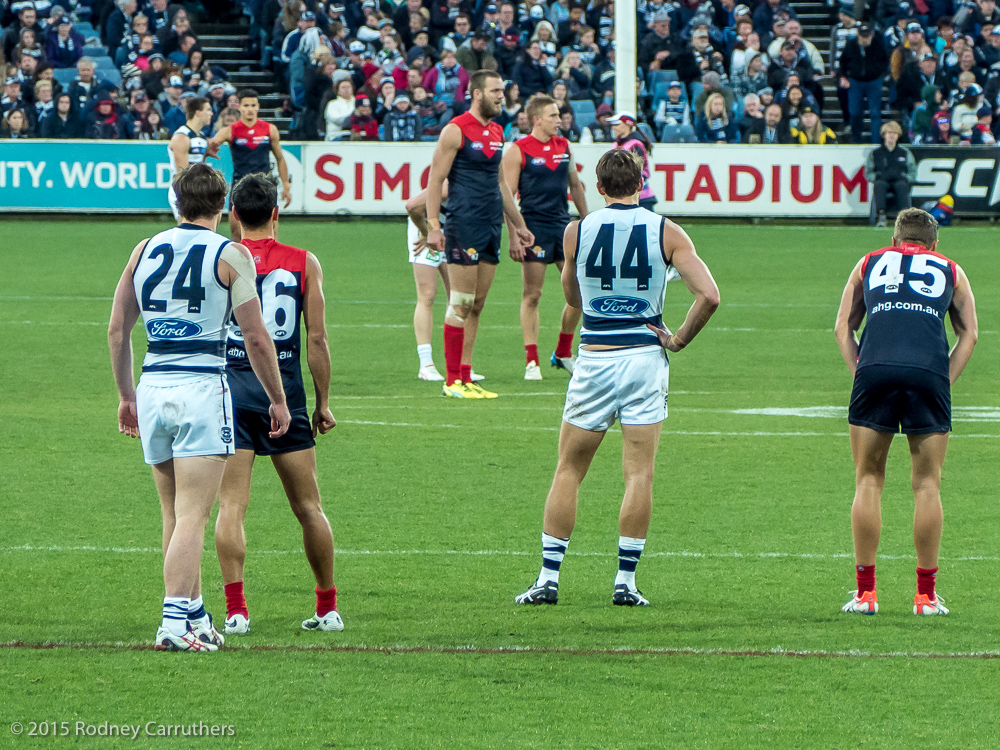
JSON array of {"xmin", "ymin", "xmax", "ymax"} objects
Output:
[
  {"xmin": 496, "ymin": 30, "xmax": 523, "ymax": 79},
  {"xmin": 46, "ymin": 16, "xmax": 84, "ymax": 69},
  {"xmin": 40, "ymin": 91, "xmax": 81, "ymax": 137},
  {"xmin": 951, "ymin": 82, "xmax": 984, "ymax": 137},
  {"xmin": 638, "ymin": 10, "xmax": 680, "ymax": 71},
  {"xmin": 85, "ymin": 94, "xmax": 131, "ymax": 139},
  {"xmin": 694, "ymin": 71, "xmax": 736, "ymax": 115},
  {"xmin": 732, "ymin": 51, "xmax": 768, "ymax": 99},
  {"xmin": 790, "ymin": 105, "xmax": 837, "ymax": 143},
  {"xmin": 970, "ymin": 105, "xmax": 996, "ymax": 143},
  {"xmin": 923, "ymin": 110, "xmax": 958, "ymax": 144},
  {"xmin": 349, "ymin": 93, "xmax": 379, "ymax": 140},
  {"xmin": 383, "ymin": 91, "xmax": 423, "ymax": 140},
  {"xmin": 865, "ymin": 121, "xmax": 916, "ymax": 227},
  {"xmin": 581, "ymin": 101, "xmax": 614, "ymax": 143},
  {"xmin": 654, "ymin": 80, "xmax": 691, "ymax": 130},
  {"xmin": 456, "ymin": 29, "xmax": 497, "ymax": 72}
]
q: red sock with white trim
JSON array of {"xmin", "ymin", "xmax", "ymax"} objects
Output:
[
  {"xmin": 856, "ymin": 564, "xmax": 876, "ymax": 595},
  {"xmin": 224, "ymin": 581, "xmax": 248, "ymax": 618},
  {"xmin": 525, "ymin": 344, "xmax": 539, "ymax": 365},
  {"xmin": 916, "ymin": 567, "xmax": 938, "ymax": 598},
  {"xmin": 461, "ymin": 364, "xmax": 473, "ymax": 384},
  {"xmin": 443, "ymin": 324, "xmax": 464, "ymax": 386},
  {"xmin": 555, "ymin": 332, "xmax": 574, "ymax": 359},
  {"xmin": 315, "ymin": 586, "xmax": 337, "ymax": 617}
]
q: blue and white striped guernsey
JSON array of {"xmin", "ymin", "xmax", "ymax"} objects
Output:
[{"xmin": 576, "ymin": 204, "xmax": 670, "ymax": 346}]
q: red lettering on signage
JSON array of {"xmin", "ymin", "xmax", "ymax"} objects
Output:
[
  {"xmin": 729, "ymin": 165, "xmax": 763, "ymax": 202},
  {"xmin": 654, "ymin": 164, "xmax": 685, "ymax": 201},
  {"xmin": 832, "ymin": 165, "xmax": 868, "ymax": 203},
  {"xmin": 771, "ymin": 165, "xmax": 780, "ymax": 202},
  {"xmin": 375, "ymin": 163, "xmax": 410, "ymax": 200},
  {"xmin": 685, "ymin": 164, "xmax": 721, "ymax": 202},
  {"xmin": 314, "ymin": 154, "xmax": 344, "ymax": 202},
  {"xmin": 354, "ymin": 162, "xmax": 364, "ymax": 200},
  {"xmin": 790, "ymin": 165, "xmax": 822, "ymax": 203},
  {"xmin": 420, "ymin": 166, "xmax": 431, "ymax": 189}
]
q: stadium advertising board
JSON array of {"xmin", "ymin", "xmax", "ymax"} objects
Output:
[{"xmin": 2, "ymin": 141, "xmax": 998, "ymax": 216}]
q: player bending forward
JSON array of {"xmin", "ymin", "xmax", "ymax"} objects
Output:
[
  {"xmin": 835, "ymin": 207, "xmax": 977, "ymax": 616},
  {"xmin": 502, "ymin": 94, "xmax": 588, "ymax": 381},
  {"xmin": 216, "ymin": 173, "xmax": 342, "ymax": 634},
  {"xmin": 516, "ymin": 150, "xmax": 720, "ymax": 606},
  {"xmin": 108, "ymin": 164, "xmax": 290, "ymax": 652},
  {"xmin": 426, "ymin": 69, "xmax": 534, "ymax": 399}
]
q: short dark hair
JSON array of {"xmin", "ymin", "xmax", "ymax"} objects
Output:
[
  {"xmin": 184, "ymin": 95, "xmax": 209, "ymax": 119},
  {"xmin": 894, "ymin": 207, "xmax": 938, "ymax": 248},
  {"xmin": 236, "ymin": 88, "xmax": 259, "ymax": 102},
  {"xmin": 596, "ymin": 149, "xmax": 644, "ymax": 199},
  {"xmin": 468, "ymin": 69, "xmax": 502, "ymax": 98},
  {"xmin": 231, "ymin": 173, "xmax": 278, "ymax": 231},
  {"xmin": 174, "ymin": 163, "xmax": 228, "ymax": 221}
]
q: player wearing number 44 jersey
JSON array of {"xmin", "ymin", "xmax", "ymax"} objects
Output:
[
  {"xmin": 516, "ymin": 150, "xmax": 720, "ymax": 607},
  {"xmin": 835, "ymin": 208, "xmax": 978, "ymax": 617},
  {"xmin": 109, "ymin": 164, "xmax": 290, "ymax": 652},
  {"xmin": 216, "ymin": 173, "xmax": 343, "ymax": 635}
]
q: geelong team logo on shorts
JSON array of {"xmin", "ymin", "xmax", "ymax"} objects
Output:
[
  {"xmin": 590, "ymin": 296, "xmax": 651, "ymax": 316},
  {"xmin": 146, "ymin": 318, "xmax": 203, "ymax": 338},
  {"xmin": 220, "ymin": 427, "xmax": 233, "ymax": 443}
]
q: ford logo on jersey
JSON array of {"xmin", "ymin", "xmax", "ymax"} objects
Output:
[
  {"xmin": 147, "ymin": 318, "xmax": 203, "ymax": 339},
  {"xmin": 591, "ymin": 296, "xmax": 650, "ymax": 316}
]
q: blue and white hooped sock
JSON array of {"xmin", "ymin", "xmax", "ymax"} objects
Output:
[
  {"xmin": 614, "ymin": 536, "xmax": 646, "ymax": 590},
  {"xmin": 537, "ymin": 532, "xmax": 570, "ymax": 585},
  {"xmin": 188, "ymin": 595, "xmax": 208, "ymax": 625},
  {"xmin": 162, "ymin": 597, "xmax": 190, "ymax": 636}
]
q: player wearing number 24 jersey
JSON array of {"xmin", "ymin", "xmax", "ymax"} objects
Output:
[
  {"xmin": 215, "ymin": 174, "xmax": 343, "ymax": 635},
  {"xmin": 835, "ymin": 207, "xmax": 978, "ymax": 618}
]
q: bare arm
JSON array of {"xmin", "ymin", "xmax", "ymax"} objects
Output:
[
  {"xmin": 833, "ymin": 259, "xmax": 867, "ymax": 377},
  {"xmin": 560, "ymin": 221, "xmax": 582, "ymax": 309},
  {"xmin": 169, "ymin": 132, "xmax": 190, "ymax": 170},
  {"xmin": 501, "ymin": 143, "xmax": 526, "ymax": 261},
  {"xmin": 647, "ymin": 220, "xmax": 720, "ymax": 352},
  {"xmin": 108, "ymin": 240, "xmax": 147, "ymax": 438},
  {"xmin": 499, "ymin": 160, "xmax": 534, "ymax": 247},
  {"xmin": 405, "ymin": 181, "xmax": 448, "ymax": 252},
  {"xmin": 206, "ymin": 125, "xmax": 231, "ymax": 158},
  {"xmin": 303, "ymin": 252, "xmax": 335, "ymax": 437},
  {"xmin": 426, "ymin": 123, "xmax": 461, "ymax": 252},
  {"xmin": 270, "ymin": 124, "xmax": 291, "ymax": 208},
  {"xmin": 948, "ymin": 264, "xmax": 978, "ymax": 384},
  {"xmin": 567, "ymin": 152, "xmax": 588, "ymax": 219}
]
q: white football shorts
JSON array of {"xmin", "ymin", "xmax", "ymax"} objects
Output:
[
  {"xmin": 407, "ymin": 218, "xmax": 445, "ymax": 268},
  {"xmin": 136, "ymin": 373, "xmax": 235, "ymax": 465},
  {"xmin": 562, "ymin": 345, "xmax": 669, "ymax": 432},
  {"xmin": 168, "ymin": 184, "xmax": 181, "ymax": 221}
]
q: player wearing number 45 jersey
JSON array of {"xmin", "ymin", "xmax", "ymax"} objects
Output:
[
  {"xmin": 109, "ymin": 164, "xmax": 290, "ymax": 652},
  {"xmin": 516, "ymin": 150, "xmax": 720, "ymax": 607},
  {"xmin": 835, "ymin": 208, "xmax": 978, "ymax": 617},
  {"xmin": 215, "ymin": 173, "xmax": 343, "ymax": 635}
]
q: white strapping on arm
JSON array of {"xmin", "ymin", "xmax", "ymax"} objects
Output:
[{"xmin": 220, "ymin": 243, "xmax": 259, "ymax": 308}]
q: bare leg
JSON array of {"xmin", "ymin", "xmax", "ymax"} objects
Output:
[
  {"xmin": 619, "ymin": 422, "xmax": 663, "ymax": 539},
  {"xmin": 160, "ymin": 456, "xmax": 228, "ymax": 598},
  {"xmin": 462, "ymin": 263, "xmax": 497, "ymax": 367},
  {"xmin": 520, "ymin": 261, "xmax": 546, "ymax": 350},
  {"xmin": 560, "ymin": 304, "xmax": 581, "ymax": 336},
  {"xmin": 271, "ymin": 448, "xmax": 335, "ymax": 590},
  {"xmin": 215, "ymin": 449, "xmax": 256, "ymax": 585},
  {"xmin": 412, "ymin": 263, "xmax": 442, "ymax": 347},
  {"xmin": 439, "ymin": 263, "xmax": 451, "ymax": 298},
  {"xmin": 542, "ymin": 422, "xmax": 606, "ymax": 538},
  {"xmin": 849, "ymin": 425, "xmax": 894, "ymax": 567},
  {"xmin": 152, "ymin": 460, "xmax": 177, "ymax": 558},
  {"xmin": 908, "ymin": 432, "xmax": 949, "ymax": 569}
]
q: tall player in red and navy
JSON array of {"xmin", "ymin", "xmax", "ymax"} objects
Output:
[
  {"xmin": 502, "ymin": 94, "xmax": 588, "ymax": 381},
  {"xmin": 835, "ymin": 208, "xmax": 978, "ymax": 617},
  {"xmin": 208, "ymin": 89, "xmax": 292, "ymax": 244},
  {"xmin": 425, "ymin": 69, "xmax": 535, "ymax": 399},
  {"xmin": 215, "ymin": 174, "xmax": 342, "ymax": 635}
]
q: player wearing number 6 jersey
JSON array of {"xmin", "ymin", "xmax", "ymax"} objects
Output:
[
  {"xmin": 515, "ymin": 149, "xmax": 719, "ymax": 608},
  {"xmin": 835, "ymin": 208, "xmax": 978, "ymax": 617},
  {"xmin": 215, "ymin": 173, "xmax": 342, "ymax": 635},
  {"xmin": 109, "ymin": 163, "xmax": 290, "ymax": 652}
]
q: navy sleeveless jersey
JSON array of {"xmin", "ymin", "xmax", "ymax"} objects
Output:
[
  {"xmin": 446, "ymin": 111, "xmax": 504, "ymax": 225},
  {"xmin": 516, "ymin": 134, "xmax": 571, "ymax": 227},
  {"xmin": 230, "ymin": 119, "xmax": 273, "ymax": 182},
  {"xmin": 226, "ymin": 238, "xmax": 308, "ymax": 413},
  {"xmin": 858, "ymin": 243, "xmax": 956, "ymax": 378}
]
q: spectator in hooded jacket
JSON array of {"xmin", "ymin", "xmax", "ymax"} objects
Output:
[
  {"xmin": 40, "ymin": 92, "xmax": 81, "ymax": 137},
  {"xmin": 383, "ymin": 91, "xmax": 423, "ymax": 140},
  {"xmin": 85, "ymin": 95, "xmax": 132, "ymax": 138}
]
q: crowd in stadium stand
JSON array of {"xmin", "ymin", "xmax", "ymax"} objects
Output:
[{"xmin": 1, "ymin": 0, "xmax": 998, "ymax": 145}]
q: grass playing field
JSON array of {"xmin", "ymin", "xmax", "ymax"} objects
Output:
[{"xmin": 2, "ymin": 218, "xmax": 1000, "ymax": 748}]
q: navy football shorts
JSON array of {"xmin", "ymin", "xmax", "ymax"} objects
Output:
[
  {"xmin": 849, "ymin": 365, "xmax": 951, "ymax": 435},
  {"xmin": 234, "ymin": 407, "xmax": 316, "ymax": 455},
  {"xmin": 445, "ymin": 221, "xmax": 502, "ymax": 266},
  {"xmin": 522, "ymin": 221, "xmax": 567, "ymax": 264}
]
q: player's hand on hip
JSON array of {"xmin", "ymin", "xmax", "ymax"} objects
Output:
[
  {"xmin": 269, "ymin": 403, "xmax": 292, "ymax": 438},
  {"xmin": 646, "ymin": 322, "xmax": 685, "ymax": 353},
  {"xmin": 412, "ymin": 234, "xmax": 428, "ymax": 254},
  {"xmin": 427, "ymin": 228, "xmax": 445, "ymax": 253},
  {"xmin": 118, "ymin": 399, "xmax": 140, "ymax": 438},
  {"xmin": 312, "ymin": 406, "xmax": 336, "ymax": 437},
  {"xmin": 516, "ymin": 226, "xmax": 535, "ymax": 248}
]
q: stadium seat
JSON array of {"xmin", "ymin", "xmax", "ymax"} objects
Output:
[
  {"xmin": 74, "ymin": 22, "xmax": 96, "ymax": 35},
  {"xmin": 689, "ymin": 82, "xmax": 704, "ymax": 106},
  {"xmin": 660, "ymin": 124, "xmax": 697, "ymax": 143},
  {"xmin": 570, "ymin": 99, "xmax": 596, "ymax": 130},
  {"xmin": 91, "ymin": 56, "xmax": 116, "ymax": 70},
  {"xmin": 83, "ymin": 44, "xmax": 109, "ymax": 56},
  {"xmin": 646, "ymin": 69, "xmax": 678, "ymax": 90},
  {"xmin": 100, "ymin": 69, "xmax": 123, "ymax": 88},
  {"xmin": 637, "ymin": 123, "xmax": 655, "ymax": 143},
  {"xmin": 53, "ymin": 68, "xmax": 78, "ymax": 87}
]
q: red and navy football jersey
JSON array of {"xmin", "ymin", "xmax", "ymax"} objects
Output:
[
  {"xmin": 230, "ymin": 119, "xmax": 272, "ymax": 182},
  {"xmin": 446, "ymin": 111, "xmax": 504, "ymax": 225},
  {"xmin": 858, "ymin": 243, "xmax": 956, "ymax": 378},
  {"xmin": 515, "ymin": 134, "xmax": 571, "ymax": 227},
  {"xmin": 226, "ymin": 238, "xmax": 308, "ymax": 413}
]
